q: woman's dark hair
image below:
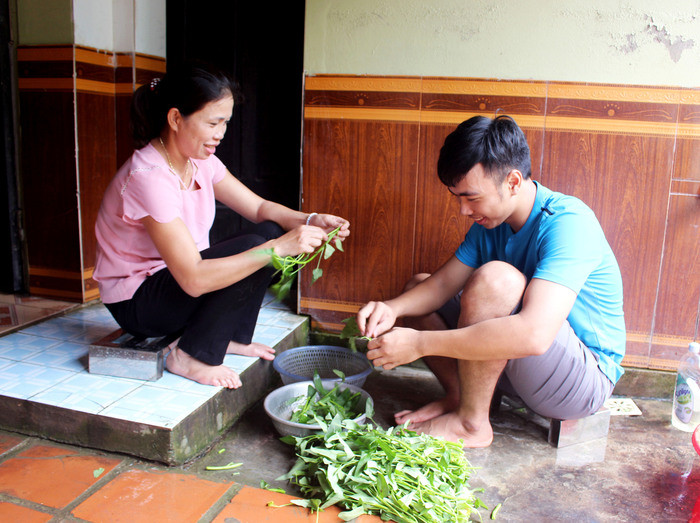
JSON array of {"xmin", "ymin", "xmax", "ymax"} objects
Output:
[
  {"xmin": 437, "ymin": 115, "xmax": 531, "ymax": 187},
  {"xmin": 130, "ymin": 63, "xmax": 240, "ymax": 149}
]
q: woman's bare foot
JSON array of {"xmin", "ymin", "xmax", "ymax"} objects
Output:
[
  {"xmin": 394, "ymin": 394, "xmax": 459, "ymax": 425},
  {"xmin": 226, "ymin": 341, "xmax": 275, "ymax": 360},
  {"xmin": 409, "ymin": 412, "xmax": 493, "ymax": 448},
  {"xmin": 166, "ymin": 347, "xmax": 242, "ymax": 388}
]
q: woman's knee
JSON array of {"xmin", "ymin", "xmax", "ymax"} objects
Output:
[
  {"xmin": 238, "ymin": 233, "xmax": 269, "ymax": 252},
  {"xmin": 203, "ymin": 233, "xmax": 267, "ymax": 259},
  {"xmin": 254, "ymin": 221, "xmax": 284, "ymax": 241}
]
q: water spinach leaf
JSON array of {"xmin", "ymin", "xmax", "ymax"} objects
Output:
[{"xmin": 339, "ymin": 316, "xmax": 372, "ymax": 352}]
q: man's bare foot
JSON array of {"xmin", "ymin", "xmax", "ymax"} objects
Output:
[
  {"xmin": 394, "ymin": 395, "xmax": 459, "ymax": 425},
  {"xmin": 226, "ymin": 341, "xmax": 275, "ymax": 361},
  {"xmin": 408, "ymin": 412, "xmax": 493, "ymax": 448},
  {"xmin": 166, "ymin": 347, "xmax": 242, "ymax": 389}
]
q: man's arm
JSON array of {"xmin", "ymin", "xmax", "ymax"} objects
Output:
[
  {"xmin": 358, "ymin": 256, "xmax": 474, "ymax": 338},
  {"xmin": 366, "ymin": 277, "xmax": 578, "ymax": 369}
]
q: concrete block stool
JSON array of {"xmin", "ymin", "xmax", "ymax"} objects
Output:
[
  {"xmin": 89, "ymin": 329, "xmax": 177, "ymax": 381},
  {"xmin": 491, "ymin": 391, "xmax": 611, "ymax": 448}
]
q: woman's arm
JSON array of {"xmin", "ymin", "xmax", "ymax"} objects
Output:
[
  {"xmin": 213, "ymin": 171, "xmax": 349, "ymax": 237},
  {"xmin": 142, "ymin": 215, "xmax": 326, "ymax": 297}
]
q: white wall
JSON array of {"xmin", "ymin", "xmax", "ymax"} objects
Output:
[
  {"xmin": 304, "ymin": 0, "xmax": 700, "ymax": 87},
  {"xmin": 73, "ymin": 0, "xmax": 113, "ymax": 50},
  {"xmin": 112, "ymin": 0, "xmax": 135, "ymax": 53},
  {"xmin": 134, "ymin": 0, "xmax": 165, "ymax": 57},
  {"xmin": 17, "ymin": 0, "xmax": 165, "ymax": 58}
]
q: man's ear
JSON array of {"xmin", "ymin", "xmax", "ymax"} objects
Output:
[
  {"xmin": 166, "ymin": 107, "xmax": 182, "ymax": 132},
  {"xmin": 506, "ymin": 169, "xmax": 524, "ymax": 194}
]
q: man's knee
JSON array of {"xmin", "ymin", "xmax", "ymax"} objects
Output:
[
  {"xmin": 459, "ymin": 262, "xmax": 526, "ymax": 320},
  {"xmin": 464, "ymin": 261, "xmax": 526, "ymax": 297},
  {"xmin": 403, "ymin": 273, "xmax": 431, "ymax": 292}
]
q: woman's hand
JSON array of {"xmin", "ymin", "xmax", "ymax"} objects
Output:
[
  {"xmin": 269, "ymin": 225, "xmax": 328, "ymax": 258},
  {"xmin": 308, "ymin": 213, "xmax": 350, "ymax": 240}
]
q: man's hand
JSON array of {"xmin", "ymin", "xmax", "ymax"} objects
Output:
[
  {"xmin": 357, "ymin": 301, "xmax": 397, "ymax": 338},
  {"xmin": 366, "ymin": 327, "xmax": 423, "ymax": 370}
]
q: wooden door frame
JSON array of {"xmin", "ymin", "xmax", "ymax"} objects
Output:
[{"xmin": 0, "ymin": 0, "xmax": 28, "ymax": 293}]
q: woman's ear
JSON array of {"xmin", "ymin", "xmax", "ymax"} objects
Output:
[{"xmin": 166, "ymin": 107, "xmax": 182, "ymax": 132}]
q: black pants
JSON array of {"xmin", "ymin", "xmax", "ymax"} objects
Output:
[{"xmin": 106, "ymin": 221, "xmax": 283, "ymax": 366}]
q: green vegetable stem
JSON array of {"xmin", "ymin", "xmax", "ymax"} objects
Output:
[
  {"xmin": 205, "ymin": 462, "xmax": 242, "ymax": 471},
  {"xmin": 263, "ymin": 225, "xmax": 344, "ymax": 301}
]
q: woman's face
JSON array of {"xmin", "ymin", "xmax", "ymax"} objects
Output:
[{"xmin": 172, "ymin": 94, "xmax": 233, "ymax": 160}]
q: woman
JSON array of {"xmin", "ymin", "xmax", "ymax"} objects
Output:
[{"xmin": 94, "ymin": 64, "xmax": 349, "ymax": 389}]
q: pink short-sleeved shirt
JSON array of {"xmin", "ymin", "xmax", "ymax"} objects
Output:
[{"xmin": 94, "ymin": 143, "xmax": 227, "ymax": 303}]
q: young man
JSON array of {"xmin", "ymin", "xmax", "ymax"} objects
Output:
[{"xmin": 357, "ymin": 115, "xmax": 625, "ymax": 447}]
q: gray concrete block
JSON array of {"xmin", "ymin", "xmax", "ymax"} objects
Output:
[
  {"xmin": 89, "ymin": 329, "xmax": 175, "ymax": 381},
  {"xmin": 548, "ymin": 407, "xmax": 611, "ymax": 448},
  {"xmin": 493, "ymin": 392, "xmax": 611, "ymax": 447}
]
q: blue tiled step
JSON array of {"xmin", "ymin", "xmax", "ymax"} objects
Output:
[{"xmin": 0, "ymin": 293, "xmax": 309, "ymax": 464}]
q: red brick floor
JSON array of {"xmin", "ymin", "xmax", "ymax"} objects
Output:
[
  {"xmin": 0, "ymin": 295, "xmax": 385, "ymax": 521},
  {"xmin": 0, "ymin": 433, "xmax": 384, "ymax": 522}
]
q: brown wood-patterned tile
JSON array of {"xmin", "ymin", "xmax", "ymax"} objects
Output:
[
  {"xmin": 414, "ymin": 123, "xmax": 468, "ymax": 274},
  {"xmin": 300, "ymin": 119, "xmax": 419, "ymax": 318},
  {"xmin": 77, "ymin": 92, "xmax": 117, "ymax": 271},
  {"xmin": 673, "ymin": 137, "xmax": 700, "ymax": 182},
  {"xmin": 650, "ymin": 194, "xmax": 700, "ymax": 358},
  {"xmin": 540, "ymin": 131, "xmax": 674, "ymax": 342}
]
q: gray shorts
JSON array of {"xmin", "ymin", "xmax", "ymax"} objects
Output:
[{"xmin": 437, "ymin": 295, "xmax": 614, "ymax": 420}]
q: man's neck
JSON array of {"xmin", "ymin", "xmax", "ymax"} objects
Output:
[{"xmin": 506, "ymin": 179, "xmax": 537, "ymax": 233}]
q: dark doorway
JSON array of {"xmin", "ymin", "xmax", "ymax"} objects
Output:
[
  {"xmin": 166, "ymin": 1, "xmax": 306, "ymax": 243},
  {"xmin": 0, "ymin": 0, "xmax": 27, "ymax": 293}
]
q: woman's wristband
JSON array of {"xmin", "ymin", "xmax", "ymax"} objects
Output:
[{"xmin": 305, "ymin": 212, "xmax": 318, "ymax": 226}]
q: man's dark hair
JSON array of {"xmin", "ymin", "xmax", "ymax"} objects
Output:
[{"xmin": 437, "ymin": 115, "xmax": 531, "ymax": 187}]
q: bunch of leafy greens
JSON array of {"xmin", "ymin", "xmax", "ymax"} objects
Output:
[
  {"xmin": 276, "ymin": 419, "xmax": 488, "ymax": 522},
  {"xmin": 288, "ymin": 371, "xmax": 367, "ymax": 426},
  {"xmin": 264, "ymin": 225, "xmax": 343, "ymax": 301}
]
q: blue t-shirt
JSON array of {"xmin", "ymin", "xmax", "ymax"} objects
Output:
[{"xmin": 455, "ymin": 182, "xmax": 626, "ymax": 385}]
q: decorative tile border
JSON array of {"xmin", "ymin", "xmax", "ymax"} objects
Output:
[{"xmin": 304, "ymin": 74, "xmax": 700, "ymax": 137}]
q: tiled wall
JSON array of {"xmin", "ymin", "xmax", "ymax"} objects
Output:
[
  {"xmin": 16, "ymin": 45, "xmax": 165, "ymax": 303},
  {"xmin": 299, "ymin": 75, "xmax": 700, "ymax": 372}
]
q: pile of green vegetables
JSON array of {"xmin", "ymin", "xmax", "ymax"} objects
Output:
[
  {"xmin": 288, "ymin": 372, "xmax": 367, "ymax": 426},
  {"xmin": 275, "ymin": 419, "xmax": 488, "ymax": 522},
  {"xmin": 265, "ymin": 225, "xmax": 343, "ymax": 300}
]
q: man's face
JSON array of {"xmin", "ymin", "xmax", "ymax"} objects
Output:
[{"xmin": 448, "ymin": 163, "xmax": 513, "ymax": 229}]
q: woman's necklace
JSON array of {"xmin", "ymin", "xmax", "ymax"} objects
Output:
[{"xmin": 159, "ymin": 137, "xmax": 191, "ymax": 190}]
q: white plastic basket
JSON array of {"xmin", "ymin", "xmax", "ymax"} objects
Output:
[{"xmin": 263, "ymin": 380, "xmax": 373, "ymax": 437}]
